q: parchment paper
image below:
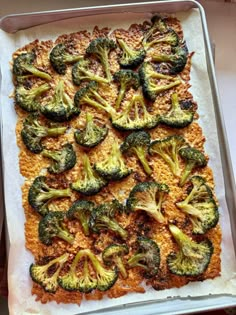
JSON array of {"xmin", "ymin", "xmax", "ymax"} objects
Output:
[{"xmin": 0, "ymin": 8, "xmax": 236, "ymax": 315}]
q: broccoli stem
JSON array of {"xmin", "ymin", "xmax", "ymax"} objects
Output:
[
  {"xmin": 152, "ymin": 54, "xmax": 173, "ymax": 63},
  {"xmin": 41, "ymin": 150, "xmax": 60, "ymax": 161},
  {"xmin": 134, "ymin": 147, "xmax": 152, "ymax": 175},
  {"xmin": 64, "ymin": 54, "xmax": 82, "ymax": 64},
  {"xmin": 100, "ymin": 215, "xmax": 128, "ymax": 240},
  {"xmin": 24, "ymin": 64, "xmax": 52, "ymax": 81},
  {"xmin": 115, "ymin": 256, "xmax": 128, "ymax": 279},
  {"xmin": 80, "ymin": 67, "xmax": 109, "ymax": 84},
  {"xmin": 46, "ymin": 126, "xmax": 67, "ymax": 137},
  {"xmin": 180, "ymin": 161, "xmax": 195, "ymax": 186},
  {"xmin": 57, "ymin": 226, "xmax": 75, "ymax": 244},
  {"xmin": 117, "ymin": 39, "xmax": 132, "ymax": 55},
  {"xmin": 36, "ymin": 188, "xmax": 71, "ymax": 203},
  {"xmin": 128, "ymin": 253, "xmax": 148, "ymax": 269},
  {"xmin": 153, "ymin": 80, "xmax": 181, "ymax": 94},
  {"xmin": 115, "ymin": 84, "xmax": 126, "ymax": 109},
  {"xmin": 100, "ymin": 49, "xmax": 112, "ymax": 82}
]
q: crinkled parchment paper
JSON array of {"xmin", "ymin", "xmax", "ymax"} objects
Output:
[{"xmin": 0, "ymin": 8, "xmax": 236, "ymax": 315}]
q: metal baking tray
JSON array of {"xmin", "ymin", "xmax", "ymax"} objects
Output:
[{"xmin": 0, "ymin": 1, "xmax": 236, "ymax": 314}]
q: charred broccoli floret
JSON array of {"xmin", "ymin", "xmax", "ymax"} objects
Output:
[
  {"xmin": 72, "ymin": 59, "xmax": 109, "ymax": 85},
  {"xmin": 89, "ymin": 200, "xmax": 128, "ymax": 240},
  {"xmin": 113, "ymin": 69, "xmax": 140, "ymax": 109},
  {"xmin": 21, "ymin": 113, "xmax": 67, "ymax": 154},
  {"xmin": 120, "ymin": 131, "xmax": 152, "ymax": 175},
  {"xmin": 102, "ymin": 244, "xmax": 129, "ymax": 279},
  {"xmin": 42, "ymin": 143, "xmax": 76, "ymax": 174},
  {"xmin": 179, "ymin": 147, "xmax": 207, "ymax": 186},
  {"xmin": 13, "ymin": 52, "xmax": 52, "ymax": 80},
  {"xmin": 41, "ymin": 80, "xmax": 80, "ymax": 122},
  {"xmin": 38, "ymin": 211, "xmax": 74, "ymax": 245},
  {"xmin": 94, "ymin": 140, "xmax": 131, "ymax": 181},
  {"xmin": 67, "ymin": 200, "xmax": 95, "ymax": 236},
  {"xmin": 167, "ymin": 224, "xmax": 213, "ymax": 276},
  {"xmin": 126, "ymin": 181, "xmax": 169, "ymax": 224},
  {"xmin": 49, "ymin": 43, "xmax": 83, "ymax": 74},
  {"xmin": 128, "ymin": 236, "xmax": 160, "ymax": 278},
  {"xmin": 71, "ymin": 154, "xmax": 107, "ymax": 195},
  {"xmin": 160, "ymin": 93, "xmax": 194, "ymax": 128},
  {"xmin": 15, "ymin": 83, "xmax": 50, "ymax": 112},
  {"xmin": 139, "ymin": 62, "xmax": 181, "ymax": 101},
  {"xmin": 74, "ymin": 112, "xmax": 108, "ymax": 147},
  {"xmin": 176, "ymin": 176, "xmax": 219, "ymax": 234},
  {"xmin": 30, "ymin": 253, "xmax": 69, "ymax": 293},
  {"xmin": 117, "ymin": 38, "xmax": 146, "ymax": 68},
  {"xmin": 86, "ymin": 38, "xmax": 117, "ymax": 82}
]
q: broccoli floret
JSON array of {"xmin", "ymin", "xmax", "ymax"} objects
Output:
[
  {"xmin": 41, "ymin": 80, "xmax": 80, "ymax": 122},
  {"xmin": 30, "ymin": 253, "xmax": 69, "ymax": 293},
  {"xmin": 94, "ymin": 140, "xmax": 131, "ymax": 181},
  {"xmin": 49, "ymin": 43, "xmax": 83, "ymax": 75},
  {"xmin": 179, "ymin": 147, "xmax": 207, "ymax": 186},
  {"xmin": 89, "ymin": 200, "xmax": 128, "ymax": 240},
  {"xmin": 71, "ymin": 154, "xmax": 107, "ymax": 195},
  {"xmin": 176, "ymin": 176, "xmax": 219, "ymax": 234},
  {"xmin": 15, "ymin": 83, "xmax": 50, "ymax": 112},
  {"xmin": 112, "ymin": 91, "xmax": 160, "ymax": 131},
  {"xmin": 74, "ymin": 112, "xmax": 108, "ymax": 148},
  {"xmin": 160, "ymin": 93, "xmax": 194, "ymax": 128},
  {"xmin": 67, "ymin": 200, "xmax": 95, "ymax": 236},
  {"xmin": 13, "ymin": 52, "xmax": 52, "ymax": 80},
  {"xmin": 38, "ymin": 211, "xmax": 75, "ymax": 245},
  {"xmin": 139, "ymin": 62, "xmax": 181, "ymax": 101},
  {"xmin": 126, "ymin": 181, "xmax": 169, "ymax": 224},
  {"xmin": 86, "ymin": 38, "xmax": 117, "ymax": 82},
  {"xmin": 120, "ymin": 131, "xmax": 152, "ymax": 175},
  {"xmin": 72, "ymin": 59, "xmax": 109, "ymax": 85},
  {"xmin": 113, "ymin": 69, "xmax": 140, "ymax": 109},
  {"xmin": 102, "ymin": 244, "xmax": 129, "ymax": 279},
  {"xmin": 28, "ymin": 176, "xmax": 71, "ymax": 216},
  {"xmin": 117, "ymin": 38, "xmax": 146, "ymax": 68},
  {"xmin": 41, "ymin": 143, "xmax": 76, "ymax": 174},
  {"xmin": 128, "ymin": 236, "xmax": 160, "ymax": 278},
  {"xmin": 167, "ymin": 224, "xmax": 213, "ymax": 276},
  {"xmin": 149, "ymin": 135, "xmax": 186, "ymax": 177}
]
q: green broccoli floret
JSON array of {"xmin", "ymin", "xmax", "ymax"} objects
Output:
[
  {"xmin": 176, "ymin": 176, "xmax": 219, "ymax": 234},
  {"xmin": 126, "ymin": 181, "xmax": 169, "ymax": 224},
  {"xmin": 89, "ymin": 200, "xmax": 128, "ymax": 240},
  {"xmin": 179, "ymin": 147, "xmax": 207, "ymax": 186},
  {"xmin": 49, "ymin": 43, "xmax": 83, "ymax": 75},
  {"xmin": 117, "ymin": 38, "xmax": 146, "ymax": 68},
  {"xmin": 74, "ymin": 112, "xmax": 108, "ymax": 148},
  {"xmin": 102, "ymin": 244, "xmax": 129, "ymax": 279},
  {"xmin": 160, "ymin": 93, "xmax": 194, "ymax": 128},
  {"xmin": 21, "ymin": 113, "xmax": 67, "ymax": 154},
  {"xmin": 28, "ymin": 176, "xmax": 71, "ymax": 216},
  {"xmin": 67, "ymin": 200, "xmax": 95, "ymax": 236},
  {"xmin": 94, "ymin": 140, "xmax": 131, "ymax": 181},
  {"xmin": 41, "ymin": 80, "xmax": 80, "ymax": 122},
  {"xmin": 41, "ymin": 143, "xmax": 76, "ymax": 174},
  {"xmin": 71, "ymin": 154, "xmax": 107, "ymax": 195},
  {"xmin": 139, "ymin": 62, "xmax": 181, "ymax": 101},
  {"xmin": 120, "ymin": 131, "xmax": 152, "ymax": 175},
  {"xmin": 38, "ymin": 211, "xmax": 75, "ymax": 245},
  {"xmin": 30, "ymin": 253, "xmax": 69, "ymax": 293},
  {"xmin": 86, "ymin": 38, "xmax": 117, "ymax": 82},
  {"xmin": 128, "ymin": 236, "xmax": 160, "ymax": 278},
  {"xmin": 15, "ymin": 83, "xmax": 50, "ymax": 112},
  {"xmin": 13, "ymin": 52, "xmax": 52, "ymax": 80},
  {"xmin": 149, "ymin": 135, "xmax": 186, "ymax": 177},
  {"xmin": 72, "ymin": 59, "xmax": 109, "ymax": 85},
  {"xmin": 113, "ymin": 69, "xmax": 140, "ymax": 109},
  {"xmin": 167, "ymin": 224, "xmax": 213, "ymax": 276}
]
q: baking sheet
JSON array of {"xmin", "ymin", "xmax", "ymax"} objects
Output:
[{"xmin": 0, "ymin": 6, "xmax": 236, "ymax": 315}]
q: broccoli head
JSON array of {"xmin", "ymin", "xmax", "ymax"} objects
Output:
[
  {"xmin": 120, "ymin": 131, "xmax": 152, "ymax": 175},
  {"xmin": 74, "ymin": 112, "xmax": 108, "ymax": 148},
  {"xmin": 179, "ymin": 147, "xmax": 207, "ymax": 186},
  {"xmin": 86, "ymin": 37, "xmax": 117, "ymax": 82},
  {"xmin": 28, "ymin": 176, "xmax": 71, "ymax": 216},
  {"xmin": 38, "ymin": 211, "xmax": 75, "ymax": 245},
  {"xmin": 117, "ymin": 38, "xmax": 146, "ymax": 69},
  {"xmin": 30, "ymin": 252, "xmax": 69, "ymax": 293},
  {"xmin": 113, "ymin": 69, "xmax": 140, "ymax": 109},
  {"xmin": 176, "ymin": 176, "xmax": 219, "ymax": 234},
  {"xmin": 126, "ymin": 181, "xmax": 169, "ymax": 224},
  {"xmin": 167, "ymin": 224, "xmax": 213, "ymax": 276},
  {"xmin": 128, "ymin": 236, "xmax": 160, "ymax": 278},
  {"xmin": 49, "ymin": 43, "xmax": 83, "ymax": 74},
  {"xmin": 42, "ymin": 143, "xmax": 76, "ymax": 174}
]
